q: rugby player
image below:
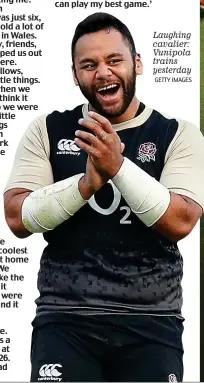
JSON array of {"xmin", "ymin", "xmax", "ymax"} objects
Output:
[{"xmin": 4, "ymin": 12, "xmax": 204, "ymax": 382}]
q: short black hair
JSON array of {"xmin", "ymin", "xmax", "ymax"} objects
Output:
[{"xmin": 71, "ymin": 12, "xmax": 136, "ymax": 66}]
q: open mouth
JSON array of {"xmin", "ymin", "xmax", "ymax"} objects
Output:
[{"xmin": 96, "ymin": 83, "xmax": 121, "ymax": 102}]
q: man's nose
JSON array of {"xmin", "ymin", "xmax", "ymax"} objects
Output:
[{"xmin": 95, "ymin": 63, "xmax": 112, "ymax": 78}]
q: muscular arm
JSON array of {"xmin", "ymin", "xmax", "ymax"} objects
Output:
[
  {"xmin": 111, "ymin": 119, "xmax": 204, "ymax": 243},
  {"xmin": 4, "ymin": 178, "xmax": 87, "ymax": 239},
  {"xmin": 3, "ymin": 115, "xmax": 52, "ymax": 238},
  {"xmin": 154, "ymin": 118, "xmax": 204, "ymax": 241},
  {"xmin": 112, "ymin": 156, "xmax": 202, "ymax": 243},
  {"xmin": 4, "ymin": 188, "xmax": 32, "ymax": 239},
  {"xmin": 3, "ymin": 116, "xmax": 84, "ymax": 238},
  {"xmin": 4, "ymin": 160, "xmax": 105, "ymax": 239},
  {"xmin": 76, "ymin": 111, "xmax": 204, "ymax": 243},
  {"xmin": 152, "ymin": 193, "xmax": 202, "ymax": 242},
  {"xmin": 3, "ymin": 114, "xmax": 109, "ymax": 239},
  {"xmin": 4, "ymin": 172, "xmax": 105, "ymax": 239}
]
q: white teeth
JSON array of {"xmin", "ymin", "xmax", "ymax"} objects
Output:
[{"xmin": 98, "ymin": 84, "xmax": 118, "ymax": 92}]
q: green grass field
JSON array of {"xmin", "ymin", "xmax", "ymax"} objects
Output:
[{"xmin": 200, "ymin": 18, "xmax": 204, "ymax": 381}]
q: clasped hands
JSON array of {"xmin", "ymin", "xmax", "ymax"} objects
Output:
[{"xmin": 75, "ymin": 111, "xmax": 124, "ymax": 200}]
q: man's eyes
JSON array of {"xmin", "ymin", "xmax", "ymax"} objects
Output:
[
  {"xmin": 81, "ymin": 59, "xmax": 122, "ymax": 70},
  {"xmin": 109, "ymin": 59, "xmax": 122, "ymax": 65},
  {"xmin": 81, "ymin": 63, "xmax": 96, "ymax": 70}
]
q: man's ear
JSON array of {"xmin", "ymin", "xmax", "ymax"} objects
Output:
[
  {"xmin": 135, "ymin": 53, "xmax": 143, "ymax": 75},
  {"xmin": 72, "ymin": 65, "xmax": 79, "ymax": 86}
]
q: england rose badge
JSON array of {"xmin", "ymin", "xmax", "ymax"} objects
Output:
[{"xmin": 137, "ymin": 142, "xmax": 157, "ymax": 163}]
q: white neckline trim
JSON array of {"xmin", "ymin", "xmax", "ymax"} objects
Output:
[{"xmin": 82, "ymin": 103, "xmax": 153, "ymax": 132}]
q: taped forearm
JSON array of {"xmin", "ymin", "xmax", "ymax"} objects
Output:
[
  {"xmin": 21, "ymin": 174, "xmax": 87, "ymax": 233},
  {"xmin": 112, "ymin": 157, "xmax": 170, "ymax": 227}
]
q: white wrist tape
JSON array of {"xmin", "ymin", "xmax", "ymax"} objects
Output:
[
  {"xmin": 112, "ymin": 157, "xmax": 170, "ymax": 227},
  {"xmin": 21, "ymin": 174, "xmax": 86, "ymax": 233}
]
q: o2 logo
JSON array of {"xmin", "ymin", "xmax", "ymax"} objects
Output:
[{"xmin": 88, "ymin": 180, "xmax": 131, "ymax": 224}]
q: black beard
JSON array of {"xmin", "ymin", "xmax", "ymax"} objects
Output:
[{"xmin": 76, "ymin": 68, "xmax": 136, "ymax": 118}]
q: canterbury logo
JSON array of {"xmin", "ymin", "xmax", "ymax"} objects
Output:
[
  {"xmin": 38, "ymin": 364, "xmax": 62, "ymax": 381},
  {"xmin": 57, "ymin": 139, "xmax": 81, "ymax": 155}
]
